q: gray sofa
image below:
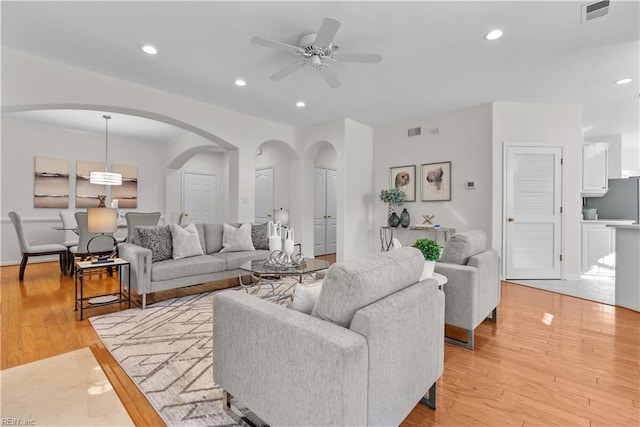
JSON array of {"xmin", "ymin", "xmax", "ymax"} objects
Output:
[
  {"xmin": 213, "ymin": 247, "xmax": 445, "ymax": 426},
  {"xmin": 120, "ymin": 223, "xmax": 269, "ymax": 308}
]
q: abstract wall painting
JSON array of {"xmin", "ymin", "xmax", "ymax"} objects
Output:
[
  {"xmin": 34, "ymin": 157, "xmax": 69, "ymax": 208},
  {"xmin": 76, "ymin": 160, "xmax": 106, "ymax": 208},
  {"xmin": 389, "ymin": 165, "xmax": 416, "ymax": 202},
  {"xmin": 421, "ymin": 161, "xmax": 451, "ymax": 201},
  {"xmin": 111, "ymin": 163, "xmax": 138, "ymax": 208}
]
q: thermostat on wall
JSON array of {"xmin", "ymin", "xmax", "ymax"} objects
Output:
[{"xmin": 465, "ymin": 181, "xmax": 476, "ymax": 189}]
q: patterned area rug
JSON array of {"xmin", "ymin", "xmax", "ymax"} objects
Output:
[{"xmin": 90, "ymin": 277, "xmax": 308, "ymax": 426}]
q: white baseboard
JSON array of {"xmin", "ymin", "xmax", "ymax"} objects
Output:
[{"xmin": 564, "ymin": 274, "xmax": 581, "ymax": 280}]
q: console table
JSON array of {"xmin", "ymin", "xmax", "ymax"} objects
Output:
[{"xmin": 380, "ymin": 226, "xmax": 456, "ymax": 251}]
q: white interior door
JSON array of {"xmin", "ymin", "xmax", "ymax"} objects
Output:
[
  {"xmin": 183, "ymin": 172, "xmax": 217, "ymax": 224},
  {"xmin": 255, "ymin": 167, "xmax": 274, "ymax": 224},
  {"xmin": 326, "ymin": 169, "xmax": 337, "ymax": 254},
  {"xmin": 505, "ymin": 145, "xmax": 563, "ymax": 279},
  {"xmin": 314, "ymin": 168, "xmax": 327, "ymax": 256}
]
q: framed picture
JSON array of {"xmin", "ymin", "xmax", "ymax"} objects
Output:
[
  {"xmin": 111, "ymin": 163, "xmax": 138, "ymax": 208},
  {"xmin": 390, "ymin": 165, "xmax": 416, "ymax": 202},
  {"xmin": 421, "ymin": 161, "xmax": 451, "ymax": 201},
  {"xmin": 34, "ymin": 157, "xmax": 69, "ymax": 208}
]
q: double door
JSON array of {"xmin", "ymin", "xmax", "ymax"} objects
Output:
[{"xmin": 314, "ymin": 168, "xmax": 337, "ymax": 256}]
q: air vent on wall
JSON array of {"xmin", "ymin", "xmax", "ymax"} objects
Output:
[
  {"xmin": 408, "ymin": 127, "xmax": 421, "ymax": 137},
  {"xmin": 582, "ymin": 0, "xmax": 610, "ymax": 23}
]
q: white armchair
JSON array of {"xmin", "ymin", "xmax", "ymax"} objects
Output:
[{"xmin": 435, "ymin": 230, "xmax": 500, "ymax": 349}]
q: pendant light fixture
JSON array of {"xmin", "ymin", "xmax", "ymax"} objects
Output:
[{"xmin": 90, "ymin": 114, "xmax": 122, "ymax": 185}]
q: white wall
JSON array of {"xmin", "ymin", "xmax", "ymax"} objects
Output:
[
  {"xmin": 255, "ymin": 141, "xmax": 296, "ymax": 213},
  {"xmin": 374, "ymin": 104, "xmax": 493, "ymax": 249},
  {"xmin": 492, "ymin": 102, "xmax": 583, "ymax": 279},
  {"xmin": 314, "ymin": 144, "xmax": 337, "ymax": 169},
  {"xmin": 1, "ymin": 116, "xmax": 166, "ymax": 264}
]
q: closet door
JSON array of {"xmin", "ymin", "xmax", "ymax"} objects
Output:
[{"xmin": 314, "ymin": 168, "xmax": 327, "ymax": 256}]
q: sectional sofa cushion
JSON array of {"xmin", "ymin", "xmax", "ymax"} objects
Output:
[
  {"xmin": 203, "ymin": 224, "xmax": 225, "ymax": 254},
  {"xmin": 439, "ymin": 230, "xmax": 487, "ymax": 265},
  {"xmin": 311, "ymin": 246, "xmax": 424, "ymax": 328},
  {"xmin": 136, "ymin": 226, "xmax": 172, "ymax": 262},
  {"xmin": 151, "ymin": 255, "xmax": 227, "ymax": 282},
  {"xmin": 170, "ymin": 223, "xmax": 204, "ymax": 260},
  {"xmin": 215, "ymin": 250, "xmax": 270, "ymax": 270},
  {"xmin": 220, "ymin": 223, "xmax": 255, "ymax": 253}
]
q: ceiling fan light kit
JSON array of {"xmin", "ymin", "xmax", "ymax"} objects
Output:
[{"xmin": 251, "ymin": 17, "xmax": 382, "ymax": 88}]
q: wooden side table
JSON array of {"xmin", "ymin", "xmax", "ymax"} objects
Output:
[{"xmin": 74, "ymin": 258, "xmax": 131, "ymax": 320}]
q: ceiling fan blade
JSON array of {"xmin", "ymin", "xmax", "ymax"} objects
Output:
[
  {"xmin": 319, "ymin": 66, "xmax": 341, "ymax": 88},
  {"xmin": 336, "ymin": 52, "xmax": 383, "ymax": 64},
  {"xmin": 270, "ymin": 60, "xmax": 306, "ymax": 81},
  {"xmin": 314, "ymin": 17, "xmax": 341, "ymax": 47},
  {"xmin": 251, "ymin": 36, "xmax": 302, "ymax": 54}
]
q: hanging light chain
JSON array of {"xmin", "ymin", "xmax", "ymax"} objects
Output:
[{"xmin": 103, "ymin": 114, "xmax": 111, "ymax": 172}]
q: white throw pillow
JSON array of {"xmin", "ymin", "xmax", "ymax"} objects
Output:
[
  {"xmin": 292, "ymin": 280, "xmax": 323, "ymax": 314},
  {"xmin": 220, "ymin": 223, "xmax": 255, "ymax": 253},
  {"xmin": 170, "ymin": 223, "xmax": 204, "ymax": 260},
  {"xmin": 420, "ymin": 260, "xmax": 436, "ymax": 281}
]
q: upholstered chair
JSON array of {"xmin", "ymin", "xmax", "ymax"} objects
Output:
[
  {"xmin": 435, "ymin": 230, "xmax": 500, "ymax": 349},
  {"xmin": 213, "ymin": 247, "xmax": 445, "ymax": 426},
  {"xmin": 124, "ymin": 212, "xmax": 161, "ymax": 244},
  {"xmin": 8, "ymin": 211, "xmax": 68, "ymax": 280}
]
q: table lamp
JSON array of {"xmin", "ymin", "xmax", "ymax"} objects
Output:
[
  {"xmin": 87, "ymin": 207, "xmax": 119, "ymax": 262},
  {"xmin": 273, "ymin": 208, "xmax": 289, "ymax": 227}
]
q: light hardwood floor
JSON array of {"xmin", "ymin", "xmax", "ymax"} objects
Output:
[{"xmin": 1, "ymin": 259, "xmax": 638, "ymax": 426}]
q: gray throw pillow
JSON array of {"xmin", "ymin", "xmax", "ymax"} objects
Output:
[
  {"xmin": 136, "ymin": 226, "xmax": 173, "ymax": 262},
  {"xmin": 251, "ymin": 223, "xmax": 269, "ymax": 250},
  {"xmin": 440, "ymin": 230, "xmax": 487, "ymax": 265}
]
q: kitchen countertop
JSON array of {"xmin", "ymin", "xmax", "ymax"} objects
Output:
[
  {"xmin": 581, "ymin": 219, "xmax": 635, "ymax": 224},
  {"xmin": 605, "ymin": 224, "xmax": 640, "ymax": 230}
]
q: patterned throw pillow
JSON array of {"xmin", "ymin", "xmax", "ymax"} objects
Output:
[
  {"xmin": 136, "ymin": 226, "xmax": 173, "ymax": 262},
  {"xmin": 251, "ymin": 223, "xmax": 269, "ymax": 250}
]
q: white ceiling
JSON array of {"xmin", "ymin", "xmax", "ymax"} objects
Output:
[{"xmin": 2, "ymin": 1, "xmax": 639, "ymax": 139}]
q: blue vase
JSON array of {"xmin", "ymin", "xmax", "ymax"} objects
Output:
[
  {"xmin": 388, "ymin": 212, "xmax": 401, "ymax": 227},
  {"xmin": 400, "ymin": 209, "xmax": 410, "ymax": 228}
]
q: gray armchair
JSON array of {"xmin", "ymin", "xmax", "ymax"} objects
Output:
[
  {"xmin": 213, "ymin": 247, "xmax": 445, "ymax": 426},
  {"xmin": 435, "ymin": 230, "xmax": 500, "ymax": 349}
]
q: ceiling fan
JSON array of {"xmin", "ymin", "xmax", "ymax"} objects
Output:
[{"xmin": 251, "ymin": 17, "xmax": 382, "ymax": 88}]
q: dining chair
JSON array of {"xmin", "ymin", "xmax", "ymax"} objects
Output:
[
  {"xmin": 68, "ymin": 211, "xmax": 118, "ymax": 272},
  {"xmin": 8, "ymin": 211, "xmax": 68, "ymax": 280},
  {"xmin": 124, "ymin": 212, "xmax": 161, "ymax": 244},
  {"xmin": 59, "ymin": 211, "xmax": 79, "ymax": 261}
]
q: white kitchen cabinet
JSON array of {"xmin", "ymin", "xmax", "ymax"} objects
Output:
[
  {"xmin": 581, "ymin": 222, "xmax": 615, "ymax": 275},
  {"xmin": 581, "ymin": 142, "xmax": 608, "ymax": 196}
]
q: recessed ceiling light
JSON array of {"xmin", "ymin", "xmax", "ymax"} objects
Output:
[
  {"xmin": 485, "ymin": 29, "xmax": 503, "ymax": 41},
  {"xmin": 296, "ymin": 101, "xmax": 305, "ymax": 108},
  {"xmin": 141, "ymin": 45, "xmax": 158, "ymax": 55},
  {"xmin": 235, "ymin": 79, "xmax": 246, "ymax": 87},
  {"xmin": 615, "ymin": 78, "xmax": 632, "ymax": 85}
]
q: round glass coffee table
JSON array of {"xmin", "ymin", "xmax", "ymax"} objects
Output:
[{"xmin": 238, "ymin": 258, "xmax": 330, "ymax": 299}]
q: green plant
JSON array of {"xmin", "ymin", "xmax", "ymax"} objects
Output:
[
  {"xmin": 379, "ymin": 188, "xmax": 406, "ymax": 205},
  {"xmin": 413, "ymin": 238, "xmax": 441, "ymax": 261}
]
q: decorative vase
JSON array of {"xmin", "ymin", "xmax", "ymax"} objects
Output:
[
  {"xmin": 268, "ymin": 221, "xmax": 282, "ymax": 253},
  {"xmin": 400, "ymin": 208, "xmax": 410, "ymax": 228},
  {"xmin": 388, "ymin": 212, "xmax": 401, "ymax": 228},
  {"xmin": 284, "ymin": 228, "xmax": 295, "ymax": 262}
]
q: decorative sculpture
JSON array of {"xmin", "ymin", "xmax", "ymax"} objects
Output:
[{"xmin": 422, "ymin": 214, "xmax": 435, "ymax": 225}]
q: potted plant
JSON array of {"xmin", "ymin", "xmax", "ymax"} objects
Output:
[
  {"xmin": 380, "ymin": 188, "xmax": 406, "ymax": 227},
  {"xmin": 413, "ymin": 238, "xmax": 441, "ymax": 277}
]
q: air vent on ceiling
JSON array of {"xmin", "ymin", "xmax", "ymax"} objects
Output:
[
  {"xmin": 408, "ymin": 127, "xmax": 421, "ymax": 137},
  {"xmin": 582, "ymin": 0, "xmax": 610, "ymax": 23}
]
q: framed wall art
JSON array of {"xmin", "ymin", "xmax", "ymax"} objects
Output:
[
  {"xmin": 390, "ymin": 165, "xmax": 416, "ymax": 202},
  {"xmin": 34, "ymin": 156, "xmax": 69, "ymax": 208},
  {"xmin": 76, "ymin": 160, "xmax": 106, "ymax": 208},
  {"xmin": 111, "ymin": 163, "xmax": 138, "ymax": 208},
  {"xmin": 421, "ymin": 161, "xmax": 451, "ymax": 201}
]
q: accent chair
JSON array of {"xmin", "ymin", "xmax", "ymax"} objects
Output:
[
  {"xmin": 213, "ymin": 247, "xmax": 445, "ymax": 426},
  {"xmin": 434, "ymin": 230, "xmax": 501, "ymax": 349},
  {"xmin": 8, "ymin": 211, "xmax": 68, "ymax": 280}
]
